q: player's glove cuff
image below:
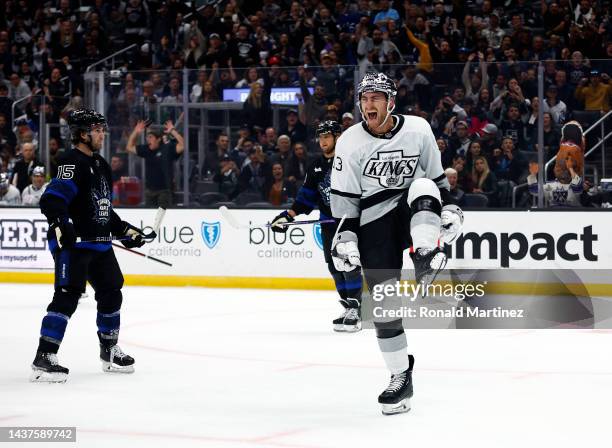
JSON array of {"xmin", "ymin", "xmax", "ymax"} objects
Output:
[{"xmin": 270, "ymin": 210, "xmax": 294, "ymax": 233}]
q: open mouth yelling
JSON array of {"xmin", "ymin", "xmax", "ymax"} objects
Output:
[{"xmin": 366, "ymin": 111, "xmax": 378, "ymax": 121}]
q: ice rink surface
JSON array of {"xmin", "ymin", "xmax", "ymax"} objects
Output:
[{"xmin": 1, "ymin": 283, "xmax": 611, "ymax": 448}]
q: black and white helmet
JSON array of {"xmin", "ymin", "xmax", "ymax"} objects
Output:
[
  {"xmin": 67, "ymin": 109, "xmax": 107, "ymax": 144},
  {"xmin": 32, "ymin": 166, "xmax": 45, "ymax": 177},
  {"xmin": 316, "ymin": 120, "xmax": 341, "ymax": 137},
  {"xmin": 357, "ymin": 71, "xmax": 397, "ymax": 101}
]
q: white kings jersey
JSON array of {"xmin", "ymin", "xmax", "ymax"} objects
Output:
[
  {"xmin": 330, "ymin": 114, "xmax": 450, "ymax": 227},
  {"xmin": 21, "ymin": 182, "xmax": 48, "ymax": 206}
]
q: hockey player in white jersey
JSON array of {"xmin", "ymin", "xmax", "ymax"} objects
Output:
[
  {"xmin": 21, "ymin": 166, "xmax": 48, "ymax": 206},
  {"xmin": 330, "ymin": 71, "xmax": 464, "ymax": 415}
]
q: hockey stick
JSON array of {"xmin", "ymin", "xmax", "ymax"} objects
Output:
[
  {"xmin": 111, "ymin": 243, "xmax": 173, "ymax": 267},
  {"xmin": 77, "ymin": 208, "xmax": 167, "ymax": 243},
  {"xmin": 219, "ymin": 205, "xmax": 335, "ymax": 229}
]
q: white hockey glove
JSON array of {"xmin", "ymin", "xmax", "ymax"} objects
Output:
[
  {"xmin": 331, "ymin": 231, "xmax": 361, "ymax": 272},
  {"xmin": 440, "ymin": 204, "xmax": 464, "ymax": 244}
]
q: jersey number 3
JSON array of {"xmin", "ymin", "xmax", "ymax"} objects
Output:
[{"xmin": 57, "ymin": 165, "xmax": 75, "ymax": 180}]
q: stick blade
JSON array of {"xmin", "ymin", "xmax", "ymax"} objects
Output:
[
  {"xmin": 152, "ymin": 207, "xmax": 166, "ymax": 234},
  {"xmin": 219, "ymin": 205, "xmax": 243, "ymax": 229}
]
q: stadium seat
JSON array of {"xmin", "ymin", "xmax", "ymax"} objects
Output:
[
  {"xmin": 199, "ymin": 192, "xmax": 228, "ymax": 205},
  {"xmin": 245, "ymin": 202, "xmax": 276, "ymax": 208},
  {"xmin": 463, "ymin": 193, "xmax": 489, "ymax": 208},
  {"xmin": 235, "ymin": 192, "xmax": 264, "ymax": 205}
]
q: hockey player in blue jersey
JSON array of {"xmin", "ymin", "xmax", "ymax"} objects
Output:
[{"xmin": 270, "ymin": 120, "xmax": 363, "ymax": 332}]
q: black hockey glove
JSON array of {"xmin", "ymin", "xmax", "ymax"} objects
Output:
[
  {"xmin": 270, "ymin": 210, "xmax": 294, "ymax": 233},
  {"xmin": 50, "ymin": 216, "xmax": 76, "ymax": 250},
  {"xmin": 119, "ymin": 221, "xmax": 146, "ymax": 248}
]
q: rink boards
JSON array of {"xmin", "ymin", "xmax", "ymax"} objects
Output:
[{"xmin": 1, "ymin": 207, "xmax": 612, "ymax": 294}]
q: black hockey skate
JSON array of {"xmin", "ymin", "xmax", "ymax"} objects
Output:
[
  {"xmin": 333, "ymin": 298, "xmax": 362, "ymax": 332},
  {"xmin": 378, "ymin": 355, "xmax": 414, "ymax": 415},
  {"xmin": 411, "ymin": 247, "xmax": 447, "ymax": 295},
  {"xmin": 98, "ymin": 332, "xmax": 135, "ymax": 374},
  {"xmin": 333, "ymin": 308, "xmax": 350, "ymax": 332},
  {"xmin": 343, "ymin": 308, "xmax": 362, "ymax": 332},
  {"xmin": 30, "ymin": 352, "xmax": 69, "ymax": 383}
]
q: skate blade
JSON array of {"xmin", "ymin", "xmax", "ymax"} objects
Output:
[
  {"xmin": 381, "ymin": 398, "xmax": 411, "ymax": 415},
  {"xmin": 101, "ymin": 361, "xmax": 135, "ymax": 374},
  {"xmin": 343, "ymin": 322, "xmax": 362, "ymax": 332},
  {"xmin": 29, "ymin": 368, "xmax": 68, "ymax": 383},
  {"xmin": 333, "ymin": 323, "xmax": 347, "ymax": 332}
]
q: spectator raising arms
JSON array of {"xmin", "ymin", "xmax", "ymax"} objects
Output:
[{"xmin": 126, "ymin": 119, "xmax": 184, "ymax": 208}]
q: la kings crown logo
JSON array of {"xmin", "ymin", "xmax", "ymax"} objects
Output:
[{"xmin": 363, "ymin": 150, "xmax": 419, "ymax": 188}]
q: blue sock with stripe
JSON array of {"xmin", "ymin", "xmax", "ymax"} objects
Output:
[
  {"xmin": 96, "ymin": 311, "xmax": 120, "ymax": 340},
  {"xmin": 39, "ymin": 312, "xmax": 70, "ymax": 350}
]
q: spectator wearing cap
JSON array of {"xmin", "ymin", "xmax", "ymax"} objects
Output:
[
  {"xmin": 0, "ymin": 172, "xmax": 20, "ymax": 205},
  {"xmin": 542, "ymin": 84, "xmax": 567, "ymax": 124},
  {"xmin": 341, "ymin": 112, "xmax": 354, "ymax": 132},
  {"xmin": 315, "ymin": 52, "xmax": 342, "ymax": 101},
  {"xmin": 264, "ymin": 162, "xmax": 297, "ymax": 206},
  {"xmin": 21, "ymin": 166, "xmax": 48, "ymax": 206},
  {"xmin": 446, "ymin": 119, "xmax": 472, "ymax": 158},
  {"xmin": 280, "ymin": 109, "xmax": 307, "ymax": 144},
  {"xmin": 11, "ymin": 142, "xmax": 43, "ymax": 192},
  {"xmin": 445, "ymin": 167, "xmax": 465, "ymax": 206},
  {"xmin": 197, "ymin": 33, "xmax": 229, "ymax": 68},
  {"xmin": 479, "ymin": 123, "xmax": 500, "ymax": 155},
  {"xmin": 126, "ymin": 119, "xmax": 185, "ymax": 208},
  {"xmin": 214, "ymin": 153, "xmax": 240, "ymax": 196},
  {"xmin": 575, "ymin": 70, "xmax": 611, "ymax": 112}
]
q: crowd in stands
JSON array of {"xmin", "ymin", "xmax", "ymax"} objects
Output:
[{"xmin": 0, "ymin": 0, "xmax": 611, "ymax": 208}]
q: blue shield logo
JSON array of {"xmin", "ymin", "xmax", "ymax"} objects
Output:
[
  {"xmin": 201, "ymin": 222, "xmax": 221, "ymax": 249},
  {"xmin": 312, "ymin": 223, "xmax": 323, "ymax": 250}
]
